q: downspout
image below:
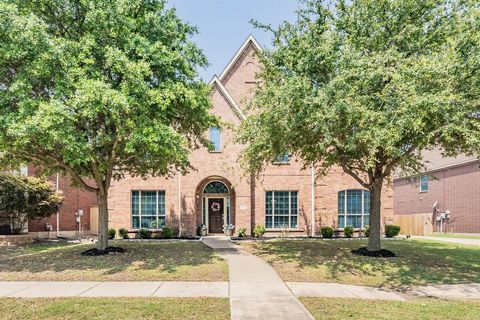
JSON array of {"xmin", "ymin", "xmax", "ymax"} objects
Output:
[
  {"xmin": 56, "ymin": 173, "xmax": 60, "ymax": 237},
  {"xmin": 178, "ymin": 172, "xmax": 182, "ymax": 237},
  {"xmin": 311, "ymin": 165, "xmax": 315, "ymax": 237}
]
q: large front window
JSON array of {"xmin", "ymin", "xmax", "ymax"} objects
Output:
[
  {"xmin": 338, "ymin": 189, "xmax": 370, "ymax": 229},
  {"xmin": 131, "ymin": 191, "xmax": 166, "ymax": 229},
  {"xmin": 265, "ymin": 191, "xmax": 298, "ymax": 229}
]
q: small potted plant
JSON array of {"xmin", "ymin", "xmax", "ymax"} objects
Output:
[
  {"xmin": 197, "ymin": 224, "xmax": 208, "ymax": 236},
  {"xmin": 223, "ymin": 224, "xmax": 235, "ymax": 236}
]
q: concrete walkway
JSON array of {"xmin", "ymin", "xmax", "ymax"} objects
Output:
[
  {"xmin": 0, "ymin": 281, "xmax": 228, "ymax": 298},
  {"xmin": 415, "ymin": 236, "xmax": 480, "ymax": 246},
  {"xmin": 203, "ymin": 236, "xmax": 314, "ymax": 320}
]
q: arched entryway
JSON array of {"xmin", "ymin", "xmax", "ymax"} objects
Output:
[{"xmin": 195, "ymin": 177, "xmax": 235, "ymax": 234}]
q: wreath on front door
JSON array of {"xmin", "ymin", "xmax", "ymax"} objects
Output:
[{"xmin": 211, "ymin": 202, "xmax": 221, "ymax": 212}]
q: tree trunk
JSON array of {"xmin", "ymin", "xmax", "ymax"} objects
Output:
[
  {"xmin": 367, "ymin": 179, "xmax": 383, "ymax": 252},
  {"xmin": 97, "ymin": 192, "xmax": 109, "ymax": 251}
]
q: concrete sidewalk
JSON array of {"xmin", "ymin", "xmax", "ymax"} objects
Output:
[
  {"xmin": 2, "ymin": 280, "xmax": 479, "ymax": 300},
  {"xmin": 203, "ymin": 236, "xmax": 314, "ymax": 320},
  {"xmin": 0, "ymin": 281, "xmax": 228, "ymax": 298},
  {"xmin": 415, "ymin": 236, "xmax": 480, "ymax": 246}
]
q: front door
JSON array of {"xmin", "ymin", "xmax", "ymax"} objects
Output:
[{"xmin": 208, "ymin": 198, "xmax": 224, "ymax": 233}]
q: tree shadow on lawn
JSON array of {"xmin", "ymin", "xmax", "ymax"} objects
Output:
[
  {"xmin": 248, "ymin": 239, "xmax": 480, "ymax": 288},
  {"xmin": 0, "ymin": 241, "xmax": 225, "ymax": 281}
]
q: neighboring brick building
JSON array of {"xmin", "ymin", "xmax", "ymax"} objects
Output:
[
  {"xmin": 27, "ymin": 166, "xmax": 97, "ymax": 238},
  {"xmin": 394, "ymin": 148, "xmax": 480, "ymax": 234},
  {"xmin": 107, "ymin": 35, "xmax": 394, "ymax": 236}
]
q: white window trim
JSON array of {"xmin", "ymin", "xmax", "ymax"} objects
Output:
[
  {"xmin": 419, "ymin": 175, "xmax": 428, "ymax": 193},
  {"xmin": 132, "ymin": 190, "xmax": 166, "ymax": 229},
  {"xmin": 209, "ymin": 127, "xmax": 222, "ymax": 153},
  {"xmin": 266, "ymin": 191, "xmax": 298, "ymax": 229},
  {"xmin": 340, "ymin": 190, "xmax": 369, "ymax": 229}
]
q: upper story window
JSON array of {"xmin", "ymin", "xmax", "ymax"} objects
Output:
[
  {"xmin": 209, "ymin": 127, "xmax": 221, "ymax": 152},
  {"xmin": 274, "ymin": 153, "xmax": 290, "ymax": 164},
  {"xmin": 265, "ymin": 191, "xmax": 298, "ymax": 229},
  {"xmin": 420, "ymin": 175, "xmax": 428, "ymax": 192},
  {"xmin": 338, "ymin": 189, "xmax": 370, "ymax": 229}
]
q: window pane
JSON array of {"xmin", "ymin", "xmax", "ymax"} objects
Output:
[
  {"xmin": 209, "ymin": 127, "xmax": 221, "ymax": 151},
  {"xmin": 141, "ymin": 216, "xmax": 156, "ymax": 228},
  {"xmin": 339, "ymin": 189, "xmax": 370, "ymax": 228},
  {"xmin": 204, "ymin": 181, "xmax": 228, "ymax": 193},
  {"xmin": 290, "ymin": 192, "xmax": 298, "ymax": 216},
  {"xmin": 158, "ymin": 191, "xmax": 166, "ymax": 216},
  {"xmin": 274, "ymin": 153, "xmax": 289, "ymax": 163},
  {"xmin": 420, "ymin": 175, "xmax": 428, "ymax": 192},
  {"xmin": 363, "ymin": 191, "xmax": 371, "ymax": 215},
  {"xmin": 338, "ymin": 215, "xmax": 345, "ymax": 228},
  {"xmin": 274, "ymin": 192, "xmax": 289, "ymax": 216},
  {"xmin": 266, "ymin": 191, "xmax": 297, "ymax": 229},
  {"xmin": 266, "ymin": 192, "xmax": 273, "ymax": 216},
  {"xmin": 346, "ymin": 215, "xmax": 362, "ymax": 228},
  {"xmin": 132, "ymin": 216, "xmax": 139, "ymax": 229},
  {"xmin": 290, "ymin": 216, "xmax": 298, "ymax": 229},
  {"xmin": 141, "ymin": 191, "xmax": 157, "ymax": 216},
  {"xmin": 132, "ymin": 191, "xmax": 139, "ymax": 216},
  {"xmin": 266, "ymin": 216, "xmax": 273, "ymax": 228},
  {"xmin": 346, "ymin": 190, "xmax": 362, "ymax": 214},
  {"xmin": 275, "ymin": 215, "xmax": 289, "ymax": 228}
]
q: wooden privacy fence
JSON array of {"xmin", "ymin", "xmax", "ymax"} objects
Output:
[
  {"xmin": 393, "ymin": 213, "xmax": 433, "ymax": 236},
  {"xmin": 90, "ymin": 206, "xmax": 98, "ymax": 235}
]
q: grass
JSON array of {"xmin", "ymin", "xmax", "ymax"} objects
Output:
[
  {"xmin": 425, "ymin": 233, "xmax": 480, "ymax": 240},
  {"xmin": 241, "ymin": 239, "xmax": 480, "ymax": 287},
  {"xmin": 0, "ymin": 241, "xmax": 74, "ymax": 260},
  {"xmin": 300, "ymin": 297, "xmax": 480, "ymax": 320},
  {"xmin": 0, "ymin": 241, "xmax": 228, "ymax": 281},
  {"xmin": 0, "ymin": 298, "xmax": 230, "ymax": 320}
]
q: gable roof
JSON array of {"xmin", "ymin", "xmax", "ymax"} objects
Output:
[
  {"xmin": 208, "ymin": 35, "xmax": 262, "ymax": 122},
  {"xmin": 218, "ymin": 34, "xmax": 262, "ymax": 82},
  {"xmin": 210, "ymin": 76, "xmax": 246, "ymax": 121}
]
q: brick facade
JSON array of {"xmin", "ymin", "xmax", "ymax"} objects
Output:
[
  {"xmin": 107, "ymin": 36, "xmax": 394, "ymax": 236},
  {"xmin": 27, "ymin": 165, "xmax": 97, "ymax": 238},
  {"xmin": 394, "ymin": 160, "xmax": 480, "ymax": 233}
]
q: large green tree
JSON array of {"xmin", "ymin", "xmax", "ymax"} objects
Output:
[
  {"xmin": 0, "ymin": 0, "xmax": 216, "ymax": 250},
  {"xmin": 239, "ymin": 0, "xmax": 480, "ymax": 251}
]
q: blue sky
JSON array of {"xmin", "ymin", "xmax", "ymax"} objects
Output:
[{"xmin": 168, "ymin": 0, "xmax": 300, "ymax": 80}]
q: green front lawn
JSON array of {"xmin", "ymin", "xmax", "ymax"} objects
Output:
[
  {"xmin": 425, "ymin": 233, "xmax": 480, "ymax": 240},
  {"xmin": 0, "ymin": 241, "xmax": 228, "ymax": 281},
  {"xmin": 241, "ymin": 239, "xmax": 480, "ymax": 287},
  {"xmin": 300, "ymin": 297, "xmax": 480, "ymax": 320},
  {"xmin": 0, "ymin": 241, "xmax": 74, "ymax": 260},
  {"xmin": 0, "ymin": 298, "xmax": 230, "ymax": 320}
]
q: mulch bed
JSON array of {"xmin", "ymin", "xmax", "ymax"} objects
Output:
[
  {"xmin": 351, "ymin": 247, "xmax": 396, "ymax": 257},
  {"xmin": 81, "ymin": 246, "xmax": 126, "ymax": 256}
]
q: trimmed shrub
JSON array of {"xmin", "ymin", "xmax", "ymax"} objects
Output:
[
  {"xmin": 138, "ymin": 228, "xmax": 150, "ymax": 239},
  {"xmin": 321, "ymin": 226, "xmax": 334, "ymax": 238},
  {"xmin": 108, "ymin": 228, "xmax": 116, "ymax": 239},
  {"xmin": 162, "ymin": 225, "xmax": 173, "ymax": 238},
  {"xmin": 118, "ymin": 228, "xmax": 129, "ymax": 239},
  {"xmin": 344, "ymin": 226, "xmax": 354, "ymax": 238},
  {"xmin": 364, "ymin": 226, "xmax": 370, "ymax": 237},
  {"xmin": 253, "ymin": 225, "xmax": 266, "ymax": 237},
  {"xmin": 385, "ymin": 224, "xmax": 401, "ymax": 238},
  {"xmin": 237, "ymin": 227, "xmax": 247, "ymax": 237}
]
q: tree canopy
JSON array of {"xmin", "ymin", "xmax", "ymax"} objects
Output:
[
  {"xmin": 0, "ymin": 173, "xmax": 63, "ymax": 234},
  {"xmin": 0, "ymin": 0, "xmax": 216, "ymax": 250},
  {"xmin": 239, "ymin": 0, "xmax": 480, "ymax": 251}
]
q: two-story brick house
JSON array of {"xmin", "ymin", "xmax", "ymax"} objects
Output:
[{"xmin": 106, "ymin": 35, "xmax": 394, "ymax": 236}]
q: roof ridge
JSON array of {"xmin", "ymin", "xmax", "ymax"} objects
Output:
[{"xmin": 209, "ymin": 76, "xmax": 246, "ymax": 121}]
